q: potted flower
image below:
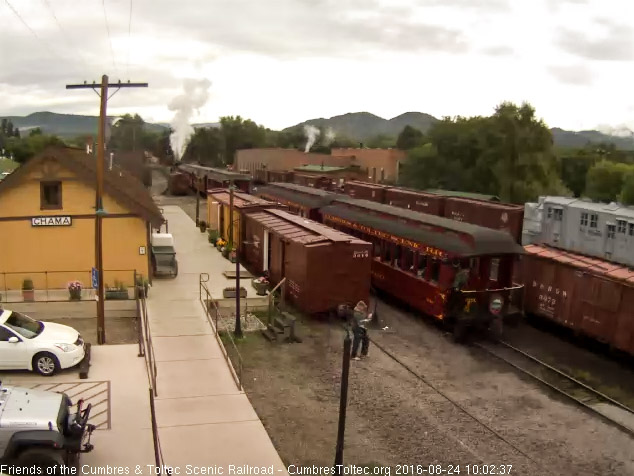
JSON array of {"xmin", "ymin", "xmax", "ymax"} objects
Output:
[
  {"xmin": 229, "ymin": 249, "xmax": 237, "ymax": 263},
  {"xmin": 105, "ymin": 280, "xmax": 129, "ymax": 300},
  {"xmin": 22, "ymin": 278, "xmax": 34, "ymax": 302},
  {"xmin": 67, "ymin": 280, "xmax": 83, "ymax": 301},
  {"xmin": 216, "ymin": 238, "xmax": 226, "ymax": 251},
  {"xmin": 208, "ymin": 229, "xmax": 219, "ymax": 245},
  {"xmin": 223, "ymin": 286, "xmax": 247, "ymax": 298},
  {"xmin": 222, "ymin": 244, "xmax": 232, "ymax": 259},
  {"xmin": 199, "ymin": 220, "xmax": 207, "ymax": 233},
  {"xmin": 252, "ymin": 276, "xmax": 269, "ymax": 296},
  {"xmin": 135, "ymin": 275, "xmax": 150, "ymax": 298}
]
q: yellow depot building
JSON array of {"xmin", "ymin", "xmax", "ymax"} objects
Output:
[{"xmin": 0, "ymin": 146, "xmax": 164, "ymax": 294}]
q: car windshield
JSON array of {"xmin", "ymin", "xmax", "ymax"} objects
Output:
[{"xmin": 4, "ymin": 311, "xmax": 44, "ymax": 339}]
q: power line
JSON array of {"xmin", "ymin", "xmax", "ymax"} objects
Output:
[
  {"xmin": 102, "ymin": 0, "xmax": 118, "ymax": 74},
  {"xmin": 126, "ymin": 0, "xmax": 133, "ymax": 76},
  {"xmin": 40, "ymin": 0, "xmax": 90, "ymax": 74}
]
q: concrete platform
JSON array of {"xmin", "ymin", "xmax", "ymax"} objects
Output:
[{"xmin": 146, "ymin": 206, "xmax": 287, "ymax": 472}]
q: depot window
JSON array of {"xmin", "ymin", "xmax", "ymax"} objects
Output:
[
  {"xmin": 554, "ymin": 209, "xmax": 563, "ymax": 221},
  {"xmin": 40, "ymin": 181, "xmax": 62, "ymax": 210},
  {"xmin": 590, "ymin": 214, "xmax": 598, "ymax": 228},
  {"xmin": 629, "ymin": 223, "xmax": 634, "ymax": 236},
  {"xmin": 617, "ymin": 220, "xmax": 626, "ymax": 234},
  {"xmin": 580, "ymin": 213, "xmax": 588, "ymax": 227},
  {"xmin": 607, "ymin": 224, "xmax": 616, "ymax": 239}
]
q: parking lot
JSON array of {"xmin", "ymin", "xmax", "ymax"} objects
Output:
[{"xmin": 0, "ymin": 344, "xmax": 156, "ymax": 470}]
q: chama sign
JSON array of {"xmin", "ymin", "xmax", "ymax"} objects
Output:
[{"xmin": 31, "ymin": 216, "xmax": 72, "ymax": 227}]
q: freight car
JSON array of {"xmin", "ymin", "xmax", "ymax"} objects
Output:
[
  {"xmin": 319, "ymin": 201, "xmax": 525, "ymax": 339},
  {"xmin": 521, "ymin": 244, "xmax": 634, "ymax": 355},
  {"xmin": 178, "ymin": 163, "xmax": 252, "ymax": 195},
  {"xmin": 385, "ymin": 188, "xmax": 446, "ymax": 215},
  {"xmin": 168, "ymin": 171, "xmax": 191, "ymax": 196},
  {"xmin": 443, "ymin": 197, "xmax": 524, "ymax": 244},
  {"xmin": 344, "ymin": 180, "xmax": 387, "ymax": 203}
]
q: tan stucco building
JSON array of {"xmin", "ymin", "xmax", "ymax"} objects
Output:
[{"xmin": 0, "ymin": 146, "xmax": 163, "ymax": 292}]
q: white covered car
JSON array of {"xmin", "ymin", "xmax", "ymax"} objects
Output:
[{"xmin": 0, "ymin": 309, "xmax": 85, "ymax": 376}]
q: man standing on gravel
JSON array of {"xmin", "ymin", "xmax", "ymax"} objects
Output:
[{"xmin": 351, "ymin": 300, "xmax": 371, "ymax": 361}]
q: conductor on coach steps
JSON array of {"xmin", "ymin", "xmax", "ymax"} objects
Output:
[{"xmin": 351, "ymin": 300, "xmax": 371, "ymax": 361}]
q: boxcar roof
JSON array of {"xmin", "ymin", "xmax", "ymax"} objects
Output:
[
  {"xmin": 333, "ymin": 195, "xmax": 507, "ymax": 234},
  {"xmin": 208, "ymin": 189, "xmax": 276, "ymax": 208},
  {"xmin": 246, "ymin": 208, "xmax": 368, "ymax": 245},
  {"xmin": 255, "ymin": 184, "xmax": 338, "ymax": 209},
  {"xmin": 524, "ymin": 244, "xmax": 634, "ymax": 285},
  {"xmin": 179, "ymin": 163, "xmax": 252, "ymax": 181},
  {"xmin": 267, "ymin": 182, "xmax": 335, "ymax": 197},
  {"xmin": 321, "ymin": 203, "xmax": 523, "ymax": 257},
  {"xmin": 425, "ymin": 189, "xmax": 500, "ymax": 202}
]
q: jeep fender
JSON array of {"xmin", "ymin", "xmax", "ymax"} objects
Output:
[{"xmin": 3, "ymin": 430, "xmax": 65, "ymax": 460}]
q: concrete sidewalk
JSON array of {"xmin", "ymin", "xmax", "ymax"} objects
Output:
[{"xmin": 146, "ymin": 206, "xmax": 288, "ymax": 472}]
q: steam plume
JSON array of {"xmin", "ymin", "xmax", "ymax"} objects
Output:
[
  {"xmin": 304, "ymin": 125, "xmax": 320, "ymax": 153},
  {"xmin": 596, "ymin": 123, "xmax": 634, "ymax": 138},
  {"xmin": 168, "ymin": 78, "xmax": 212, "ymax": 161},
  {"xmin": 323, "ymin": 127, "xmax": 336, "ymax": 146}
]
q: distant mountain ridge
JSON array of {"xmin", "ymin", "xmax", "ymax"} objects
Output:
[
  {"xmin": 2, "ymin": 111, "xmax": 633, "ymax": 150},
  {"xmin": 286, "ymin": 112, "xmax": 634, "ymax": 150}
]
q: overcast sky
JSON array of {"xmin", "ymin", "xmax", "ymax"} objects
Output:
[{"xmin": 0, "ymin": 0, "xmax": 632, "ymax": 132}]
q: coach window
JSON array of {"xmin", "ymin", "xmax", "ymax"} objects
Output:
[
  {"xmin": 383, "ymin": 242, "xmax": 392, "ymax": 263},
  {"xmin": 372, "ymin": 239, "xmax": 382, "ymax": 258},
  {"xmin": 393, "ymin": 245, "xmax": 403, "ymax": 268},
  {"xmin": 429, "ymin": 259, "xmax": 440, "ymax": 283},
  {"xmin": 417, "ymin": 254, "xmax": 428, "ymax": 278},
  {"xmin": 489, "ymin": 258, "xmax": 500, "ymax": 281},
  {"xmin": 403, "ymin": 248, "xmax": 415, "ymax": 271}
]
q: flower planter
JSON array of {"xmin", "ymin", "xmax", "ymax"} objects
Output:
[
  {"xmin": 22, "ymin": 290, "xmax": 35, "ymax": 302},
  {"xmin": 252, "ymin": 281, "xmax": 268, "ymax": 296},
  {"xmin": 69, "ymin": 290, "xmax": 82, "ymax": 301},
  {"xmin": 223, "ymin": 287, "xmax": 247, "ymax": 299},
  {"xmin": 105, "ymin": 290, "xmax": 129, "ymax": 300}
]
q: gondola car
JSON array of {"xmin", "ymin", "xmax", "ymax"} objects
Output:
[{"xmin": 320, "ymin": 200, "xmax": 525, "ymax": 339}]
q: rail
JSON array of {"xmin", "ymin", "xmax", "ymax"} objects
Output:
[
  {"xmin": 0, "ymin": 269, "xmax": 138, "ymax": 303},
  {"xmin": 267, "ymin": 278, "xmax": 286, "ymax": 326},
  {"xmin": 476, "ymin": 339, "xmax": 634, "ymax": 438},
  {"xmin": 135, "ymin": 287, "xmax": 167, "ymax": 473},
  {"xmin": 198, "ymin": 273, "xmax": 243, "ymax": 390}
]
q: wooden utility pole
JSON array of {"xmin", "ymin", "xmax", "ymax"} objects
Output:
[{"xmin": 66, "ymin": 75, "xmax": 148, "ymax": 344}]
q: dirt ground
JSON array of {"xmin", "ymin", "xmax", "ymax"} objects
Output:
[
  {"xmin": 231, "ymin": 299, "xmax": 634, "ymax": 476},
  {"xmin": 156, "ymin": 172, "xmax": 634, "ymax": 476}
]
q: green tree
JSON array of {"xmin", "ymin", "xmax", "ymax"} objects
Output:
[
  {"xmin": 108, "ymin": 114, "xmax": 147, "ymax": 151},
  {"xmin": 396, "ymin": 125, "xmax": 425, "ymax": 150},
  {"xmin": 584, "ymin": 160, "xmax": 630, "ymax": 202},
  {"xmin": 557, "ymin": 149, "xmax": 598, "ymax": 197},
  {"xmin": 182, "ymin": 127, "xmax": 223, "ymax": 166},
  {"xmin": 619, "ymin": 168, "xmax": 634, "ymax": 205},
  {"xmin": 220, "ymin": 116, "xmax": 267, "ymax": 164},
  {"xmin": 367, "ymin": 134, "xmax": 397, "ymax": 149}
]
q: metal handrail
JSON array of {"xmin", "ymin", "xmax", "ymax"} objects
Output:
[
  {"xmin": 136, "ymin": 291, "xmax": 158, "ymax": 396},
  {"xmin": 267, "ymin": 278, "xmax": 286, "ymax": 326},
  {"xmin": 198, "ymin": 273, "xmax": 243, "ymax": 390}
]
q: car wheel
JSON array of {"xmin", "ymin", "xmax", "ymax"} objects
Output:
[
  {"xmin": 17, "ymin": 448, "xmax": 65, "ymax": 473},
  {"xmin": 33, "ymin": 352, "xmax": 60, "ymax": 376}
]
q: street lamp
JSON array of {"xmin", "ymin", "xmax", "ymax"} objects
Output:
[
  {"xmin": 229, "ymin": 184, "xmax": 243, "ymax": 339},
  {"xmin": 334, "ymin": 326, "xmax": 352, "ymax": 474}
]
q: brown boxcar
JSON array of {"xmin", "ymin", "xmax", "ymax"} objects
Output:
[
  {"xmin": 268, "ymin": 170, "xmax": 294, "ymax": 184},
  {"xmin": 443, "ymin": 197, "xmax": 524, "ymax": 243},
  {"xmin": 344, "ymin": 181, "xmax": 388, "ymax": 203},
  {"xmin": 385, "ymin": 188, "xmax": 446, "ymax": 216},
  {"xmin": 254, "ymin": 183, "xmax": 338, "ymax": 221},
  {"xmin": 243, "ymin": 209, "xmax": 372, "ymax": 314},
  {"xmin": 522, "ymin": 244, "xmax": 634, "ymax": 355}
]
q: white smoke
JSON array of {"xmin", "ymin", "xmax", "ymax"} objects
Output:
[
  {"xmin": 168, "ymin": 78, "xmax": 212, "ymax": 161},
  {"xmin": 304, "ymin": 125, "xmax": 320, "ymax": 153},
  {"xmin": 596, "ymin": 123, "xmax": 634, "ymax": 138},
  {"xmin": 323, "ymin": 127, "xmax": 336, "ymax": 146}
]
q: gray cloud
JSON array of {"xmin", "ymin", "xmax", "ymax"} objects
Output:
[
  {"xmin": 558, "ymin": 19, "xmax": 633, "ymax": 61},
  {"xmin": 481, "ymin": 45, "xmax": 514, "ymax": 56},
  {"xmin": 548, "ymin": 64, "xmax": 594, "ymax": 85}
]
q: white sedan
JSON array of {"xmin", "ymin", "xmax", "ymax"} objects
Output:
[{"xmin": 0, "ymin": 309, "xmax": 86, "ymax": 376}]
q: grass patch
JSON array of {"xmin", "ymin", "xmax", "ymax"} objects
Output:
[{"xmin": 0, "ymin": 159, "xmax": 19, "ymax": 173}]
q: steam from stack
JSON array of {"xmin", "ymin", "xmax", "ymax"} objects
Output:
[
  {"xmin": 168, "ymin": 78, "xmax": 212, "ymax": 161},
  {"xmin": 304, "ymin": 125, "xmax": 320, "ymax": 153}
]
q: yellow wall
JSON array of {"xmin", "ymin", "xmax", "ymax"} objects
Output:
[
  {"xmin": 220, "ymin": 204, "xmax": 240, "ymax": 247},
  {"xmin": 0, "ymin": 161, "xmax": 149, "ymax": 290}
]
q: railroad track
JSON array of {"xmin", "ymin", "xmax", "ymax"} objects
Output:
[{"xmin": 476, "ymin": 339, "xmax": 634, "ymax": 438}]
